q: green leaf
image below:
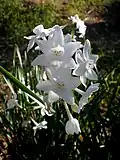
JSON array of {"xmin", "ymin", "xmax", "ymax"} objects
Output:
[{"xmin": 0, "ymin": 66, "xmax": 45, "ymax": 105}]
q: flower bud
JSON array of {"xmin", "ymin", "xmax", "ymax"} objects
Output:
[{"xmin": 65, "ymin": 118, "xmax": 81, "ymax": 135}]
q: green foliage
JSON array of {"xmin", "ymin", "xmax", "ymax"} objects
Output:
[
  {"xmin": 1, "ymin": 45, "xmax": 119, "ymax": 159},
  {"xmin": 0, "ymin": 0, "xmax": 57, "ymax": 48},
  {"xmin": 0, "ymin": 0, "xmax": 120, "ymax": 159},
  {"xmin": 0, "ymin": 0, "xmax": 106, "ymax": 48}
]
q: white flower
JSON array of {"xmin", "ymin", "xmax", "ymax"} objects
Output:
[
  {"xmin": 33, "ymin": 25, "xmax": 51, "ymax": 36},
  {"xmin": 31, "ymin": 118, "xmax": 47, "ymax": 135},
  {"xmin": 31, "ymin": 25, "xmax": 82, "ymax": 68},
  {"xmin": 69, "ymin": 14, "xmax": 87, "ymax": 37},
  {"xmin": 7, "ymin": 99, "xmax": 18, "ymax": 109},
  {"xmin": 36, "ymin": 67, "xmax": 80, "ymax": 105},
  {"xmin": 73, "ymin": 39, "xmax": 98, "ymax": 86},
  {"xmin": 75, "ymin": 83, "xmax": 99, "ymax": 113},
  {"xmin": 69, "ymin": 14, "xmax": 79, "ymax": 23},
  {"xmin": 25, "ymin": 24, "xmax": 60, "ymax": 52},
  {"xmin": 24, "ymin": 25, "xmax": 48, "ymax": 52},
  {"xmin": 7, "ymin": 93, "xmax": 22, "ymax": 109},
  {"xmin": 65, "ymin": 118, "xmax": 81, "ymax": 135},
  {"xmin": 64, "ymin": 102, "xmax": 81, "ymax": 135}
]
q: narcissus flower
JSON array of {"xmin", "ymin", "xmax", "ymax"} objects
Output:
[
  {"xmin": 64, "ymin": 102, "xmax": 81, "ymax": 135},
  {"xmin": 75, "ymin": 83, "xmax": 99, "ymax": 113},
  {"xmin": 24, "ymin": 25, "xmax": 49, "ymax": 52},
  {"xmin": 69, "ymin": 14, "xmax": 87, "ymax": 37},
  {"xmin": 24, "ymin": 19, "xmax": 100, "ymax": 137},
  {"xmin": 7, "ymin": 93, "xmax": 22, "ymax": 110},
  {"xmin": 36, "ymin": 67, "xmax": 80, "ymax": 105},
  {"xmin": 31, "ymin": 118, "xmax": 47, "ymax": 135},
  {"xmin": 73, "ymin": 39, "xmax": 98, "ymax": 86},
  {"xmin": 31, "ymin": 26, "xmax": 82, "ymax": 68},
  {"xmin": 65, "ymin": 118, "xmax": 81, "ymax": 135},
  {"xmin": 25, "ymin": 25, "xmax": 64, "ymax": 52}
]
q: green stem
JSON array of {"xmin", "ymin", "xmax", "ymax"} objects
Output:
[{"xmin": 64, "ymin": 101, "xmax": 73, "ymax": 120}]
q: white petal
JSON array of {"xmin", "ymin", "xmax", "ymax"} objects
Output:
[
  {"xmin": 74, "ymin": 88, "xmax": 85, "ymax": 95},
  {"xmin": 7, "ymin": 99, "xmax": 15, "ymax": 109},
  {"xmin": 50, "ymin": 26, "xmax": 64, "ymax": 47},
  {"xmin": 73, "ymin": 63, "xmax": 86, "ymax": 76},
  {"xmin": 31, "ymin": 54, "xmax": 48, "ymax": 66},
  {"xmin": 24, "ymin": 35, "xmax": 35, "ymax": 40},
  {"xmin": 80, "ymin": 75, "xmax": 87, "ymax": 87},
  {"xmin": 35, "ymin": 46, "xmax": 40, "ymax": 50},
  {"xmin": 36, "ymin": 80, "xmax": 54, "ymax": 92},
  {"xmin": 65, "ymin": 75, "xmax": 80, "ymax": 89},
  {"xmin": 41, "ymin": 125, "xmax": 47, "ymax": 129},
  {"xmin": 85, "ymin": 69, "xmax": 98, "ymax": 80},
  {"xmin": 63, "ymin": 58, "xmax": 77, "ymax": 69},
  {"xmin": 33, "ymin": 25, "xmax": 44, "ymax": 35},
  {"xmin": 48, "ymin": 91, "xmax": 59, "ymax": 103},
  {"xmin": 53, "ymin": 67, "xmax": 80, "ymax": 89},
  {"xmin": 83, "ymin": 39, "xmax": 91, "ymax": 61},
  {"xmin": 64, "ymin": 42, "xmax": 82, "ymax": 58},
  {"xmin": 52, "ymin": 66, "xmax": 71, "ymax": 79},
  {"xmin": 89, "ymin": 54, "xmax": 99, "ymax": 63},
  {"xmin": 36, "ymin": 39, "xmax": 50, "ymax": 54},
  {"xmin": 86, "ymin": 83, "xmax": 99, "ymax": 96},
  {"xmin": 72, "ymin": 65, "xmax": 80, "ymax": 76},
  {"xmin": 75, "ymin": 50, "xmax": 84, "ymax": 64},
  {"xmin": 48, "ymin": 61, "xmax": 62, "ymax": 74},
  {"xmin": 76, "ymin": 19, "xmax": 84, "ymax": 28},
  {"xmin": 41, "ymin": 120, "xmax": 47, "ymax": 125},
  {"xmin": 55, "ymin": 88, "xmax": 75, "ymax": 105},
  {"xmin": 65, "ymin": 118, "xmax": 80, "ymax": 135},
  {"xmin": 27, "ymin": 38, "xmax": 35, "ymax": 52},
  {"xmin": 65, "ymin": 121, "xmax": 74, "ymax": 135},
  {"xmin": 78, "ymin": 97, "xmax": 88, "ymax": 113},
  {"xmin": 69, "ymin": 58, "xmax": 77, "ymax": 69},
  {"xmin": 78, "ymin": 26, "xmax": 86, "ymax": 37}
]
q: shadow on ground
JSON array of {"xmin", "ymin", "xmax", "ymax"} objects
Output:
[
  {"xmin": 86, "ymin": 1, "xmax": 120, "ymax": 72},
  {"xmin": 85, "ymin": 1, "xmax": 120, "ymax": 159}
]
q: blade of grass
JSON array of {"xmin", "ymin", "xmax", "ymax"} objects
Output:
[
  {"xmin": 0, "ymin": 66, "xmax": 45, "ymax": 105},
  {"xmin": 3, "ymin": 76, "xmax": 15, "ymax": 95},
  {"xmin": 15, "ymin": 44, "xmax": 23, "ymax": 68}
]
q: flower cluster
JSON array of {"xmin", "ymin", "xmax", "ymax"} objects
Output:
[
  {"xmin": 68, "ymin": 14, "xmax": 87, "ymax": 38},
  {"xmin": 25, "ymin": 14, "xmax": 99, "ymax": 135}
]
